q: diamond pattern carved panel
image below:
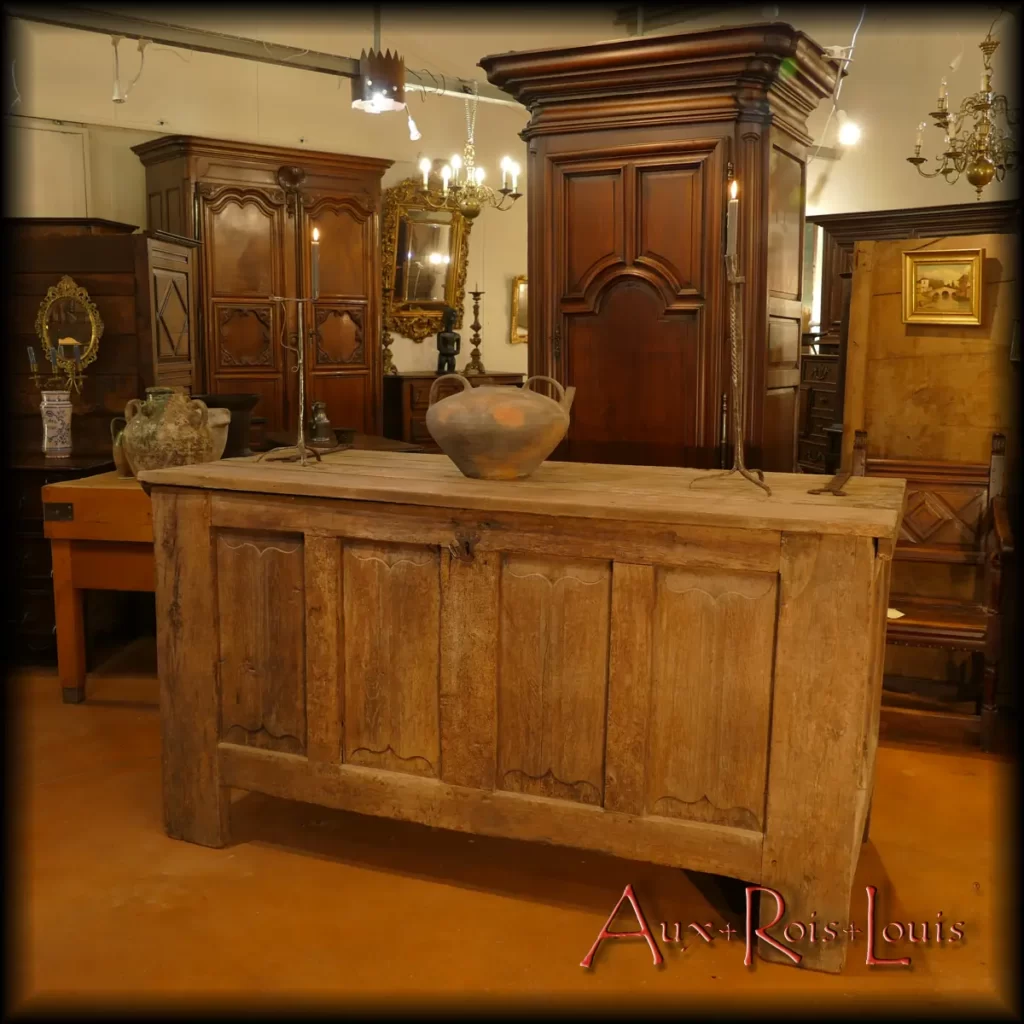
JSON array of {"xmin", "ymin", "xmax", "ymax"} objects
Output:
[
  {"xmin": 153, "ymin": 268, "xmax": 190, "ymax": 361},
  {"xmin": 314, "ymin": 307, "xmax": 365, "ymax": 366},
  {"xmin": 217, "ymin": 305, "xmax": 274, "ymax": 368},
  {"xmin": 900, "ymin": 486, "xmax": 986, "ymax": 548}
]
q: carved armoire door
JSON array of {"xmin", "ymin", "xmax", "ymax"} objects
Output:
[
  {"xmin": 302, "ymin": 192, "xmax": 381, "ymax": 435},
  {"xmin": 197, "ymin": 182, "xmax": 295, "ymax": 432},
  {"xmin": 546, "ymin": 140, "xmax": 726, "ymax": 467}
]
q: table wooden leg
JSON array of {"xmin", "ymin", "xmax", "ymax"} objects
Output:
[
  {"xmin": 153, "ymin": 490, "xmax": 230, "ymax": 848},
  {"xmin": 51, "ymin": 539, "xmax": 87, "ymax": 703},
  {"xmin": 760, "ymin": 534, "xmax": 885, "ymax": 973}
]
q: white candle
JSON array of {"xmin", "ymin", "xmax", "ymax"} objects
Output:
[
  {"xmin": 450, "ymin": 154, "xmax": 462, "ymax": 184},
  {"xmin": 726, "ymin": 179, "xmax": 739, "ymax": 257},
  {"xmin": 441, "ymin": 165, "xmax": 451, "ymax": 194},
  {"xmin": 311, "ymin": 227, "xmax": 320, "ymax": 301},
  {"xmin": 915, "ymin": 121, "xmax": 925, "ymax": 148},
  {"xmin": 511, "ymin": 162, "xmax": 520, "ymax": 193},
  {"xmin": 939, "ymin": 77, "xmax": 948, "ymax": 107},
  {"xmin": 474, "ymin": 167, "xmax": 485, "ymax": 186},
  {"xmin": 419, "ymin": 157, "xmax": 431, "ymax": 187},
  {"xmin": 500, "ymin": 156, "xmax": 511, "ymax": 190}
]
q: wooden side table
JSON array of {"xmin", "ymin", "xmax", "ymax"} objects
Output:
[{"xmin": 42, "ymin": 473, "xmax": 154, "ymax": 703}]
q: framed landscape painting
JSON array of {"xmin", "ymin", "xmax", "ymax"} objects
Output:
[{"xmin": 902, "ymin": 248, "xmax": 983, "ymax": 325}]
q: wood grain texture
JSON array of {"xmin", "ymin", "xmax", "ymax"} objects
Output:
[
  {"xmin": 216, "ymin": 530, "xmax": 307, "ymax": 755},
  {"xmin": 342, "ymin": 541, "xmax": 440, "ymax": 777},
  {"xmin": 220, "ymin": 745, "xmax": 765, "ymax": 881},
  {"xmin": 152, "ymin": 488, "xmax": 229, "ymax": 847},
  {"xmin": 211, "ymin": 489, "xmax": 782, "ymax": 573},
  {"xmin": 646, "ymin": 569, "xmax": 777, "ymax": 831},
  {"xmin": 760, "ymin": 532, "xmax": 879, "ymax": 973},
  {"xmin": 50, "ymin": 539, "xmax": 86, "ymax": 700},
  {"xmin": 140, "ymin": 450, "xmax": 905, "ymax": 540},
  {"xmin": 304, "ymin": 534, "xmax": 343, "ymax": 765},
  {"xmin": 605, "ymin": 562, "xmax": 655, "ymax": 815},
  {"xmin": 41, "ymin": 472, "xmax": 153, "ymax": 543},
  {"xmin": 498, "ymin": 556, "xmax": 610, "ymax": 805},
  {"xmin": 439, "ymin": 549, "xmax": 499, "ymax": 790}
]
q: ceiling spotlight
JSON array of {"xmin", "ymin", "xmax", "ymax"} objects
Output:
[
  {"xmin": 837, "ymin": 110, "xmax": 861, "ymax": 146},
  {"xmin": 838, "ymin": 120, "xmax": 862, "ymax": 146},
  {"xmin": 351, "ymin": 9, "xmax": 405, "ymax": 114}
]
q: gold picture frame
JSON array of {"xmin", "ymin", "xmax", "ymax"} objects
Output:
[
  {"xmin": 902, "ymin": 248, "xmax": 983, "ymax": 326},
  {"xmin": 509, "ymin": 275, "xmax": 528, "ymax": 345},
  {"xmin": 381, "ymin": 175, "xmax": 472, "ymax": 343},
  {"xmin": 34, "ymin": 275, "xmax": 104, "ymax": 369}
]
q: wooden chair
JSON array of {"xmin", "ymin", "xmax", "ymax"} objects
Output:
[{"xmin": 854, "ymin": 433, "xmax": 1013, "ymax": 750}]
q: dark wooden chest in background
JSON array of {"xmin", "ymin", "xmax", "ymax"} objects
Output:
[
  {"xmin": 796, "ymin": 352, "xmax": 839, "ymax": 473},
  {"xmin": 7, "ymin": 454, "xmax": 114, "ymax": 663},
  {"xmin": 8, "ymin": 217, "xmax": 200, "ymax": 455},
  {"xmin": 383, "ymin": 372, "xmax": 525, "ymax": 451}
]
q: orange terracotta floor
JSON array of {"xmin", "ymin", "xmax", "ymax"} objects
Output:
[{"xmin": 8, "ymin": 640, "xmax": 1018, "ymax": 1016}]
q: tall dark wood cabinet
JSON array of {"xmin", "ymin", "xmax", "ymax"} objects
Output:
[
  {"xmin": 132, "ymin": 136, "xmax": 393, "ymax": 435},
  {"xmin": 9, "ymin": 218, "xmax": 200, "ymax": 453},
  {"xmin": 481, "ymin": 24, "xmax": 838, "ymax": 470},
  {"xmin": 7, "ymin": 217, "xmax": 196, "ymax": 661}
]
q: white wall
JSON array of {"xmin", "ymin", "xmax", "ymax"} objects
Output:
[
  {"xmin": 636, "ymin": 5, "xmax": 1020, "ymax": 214},
  {"xmin": 6, "ymin": 18, "xmax": 531, "ymax": 373}
]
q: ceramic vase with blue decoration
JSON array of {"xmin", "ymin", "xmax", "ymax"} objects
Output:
[{"xmin": 40, "ymin": 390, "xmax": 73, "ymax": 458}]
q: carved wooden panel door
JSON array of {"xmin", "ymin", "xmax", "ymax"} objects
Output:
[
  {"xmin": 547, "ymin": 141, "xmax": 726, "ymax": 468},
  {"xmin": 198, "ymin": 183, "xmax": 292, "ymax": 432},
  {"xmin": 303, "ymin": 194, "xmax": 380, "ymax": 434}
]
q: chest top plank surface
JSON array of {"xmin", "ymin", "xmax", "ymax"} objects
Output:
[{"xmin": 138, "ymin": 451, "xmax": 906, "ymax": 540}]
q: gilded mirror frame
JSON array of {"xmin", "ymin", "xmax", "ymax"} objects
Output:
[
  {"xmin": 381, "ymin": 176, "xmax": 472, "ymax": 343},
  {"xmin": 509, "ymin": 275, "xmax": 528, "ymax": 345},
  {"xmin": 34, "ymin": 275, "xmax": 104, "ymax": 369}
]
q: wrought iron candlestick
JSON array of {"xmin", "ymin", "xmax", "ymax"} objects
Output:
[
  {"xmin": 260, "ymin": 296, "xmax": 319, "ymax": 466},
  {"xmin": 463, "ymin": 290, "xmax": 486, "ymax": 375},
  {"xmin": 721, "ymin": 252, "xmax": 771, "ymax": 495}
]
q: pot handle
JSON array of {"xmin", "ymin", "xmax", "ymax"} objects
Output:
[
  {"xmin": 525, "ymin": 375, "xmax": 568, "ymax": 407},
  {"xmin": 110, "ymin": 415, "xmax": 127, "ymax": 442},
  {"xmin": 187, "ymin": 398, "xmax": 209, "ymax": 429},
  {"xmin": 429, "ymin": 373, "xmax": 472, "ymax": 408},
  {"xmin": 124, "ymin": 399, "xmax": 142, "ymax": 422}
]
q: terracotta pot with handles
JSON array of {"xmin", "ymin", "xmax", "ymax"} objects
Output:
[{"xmin": 425, "ymin": 374, "xmax": 576, "ymax": 480}]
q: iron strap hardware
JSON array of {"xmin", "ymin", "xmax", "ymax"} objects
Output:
[{"xmin": 43, "ymin": 502, "xmax": 74, "ymax": 522}]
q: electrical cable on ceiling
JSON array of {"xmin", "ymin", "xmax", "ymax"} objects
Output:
[
  {"xmin": 261, "ymin": 40, "xmax": 310, "ymax": 62},
  {"xmin": 9, "ymin": 59, "xmax": 22, "ymax": 112},
  {"xmin": 808, "ymin": 4, "xmax": 866, "ymax": 164},
  {"xmin": 111, "ymin": 35, "xmax": 150, "ymax": 103}
]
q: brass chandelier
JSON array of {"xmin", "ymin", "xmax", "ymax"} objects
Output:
[
  {"xmin": 415, "ymin": 88, "xmax": 522, "ymax": 221},
  {"xmin": 907, "ymin": 28, "xmax": 1018, "ymax": 198}
]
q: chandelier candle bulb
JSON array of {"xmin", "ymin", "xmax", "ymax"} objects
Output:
[
  {"xmin": 726, "ymin": 179, "xmax": 739, "ymax": 258},
  {"xmin": 451, "ymin": 154, "xmax": 462, "ymax": 183},
  {"xmin": 419, "ymin": 157, "xmax": 431, "ymax": 188},
  {"xmin": 511, "ymin": 162, "xmax": 520, "ymax": 193},
  {"xmin": 441, "ymin": 165, "xmax": 451, "ymax": 194},
  {"xmin": 311, "ymin": 227, "xmax": 320, "ymax": 301}
]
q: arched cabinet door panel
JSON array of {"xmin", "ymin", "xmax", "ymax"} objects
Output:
[
  {"xmin": 198, "ymin": 183, "xmax": 291, "ymax": 432},
  {"xmin": 545, "ymin": 139, "xmax": 725, "ymax": 468}
]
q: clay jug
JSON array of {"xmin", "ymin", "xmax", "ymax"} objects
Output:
[
  {"xmin": 425, "ymin": 374, "xmax": 576, "ymax": 480},
  {"xmin": 121, "ymin": 387, "xmax": 215, "ymax": 475},
  {"xmin": 110, "ymin": 416, "xmax": 132, "ymax": 477}
]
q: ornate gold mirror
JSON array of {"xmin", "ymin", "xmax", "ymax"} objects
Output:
[
  {"xmin": 382, "ymin": 176, "xmax": 471, "ymax": 342},
  {"xmin": 509, "ymin": 275, "xmax": 528, "ymax": 344},
  {"xmin": 34, "ymin": 275, "xmax": 104, "ymax": 371}
]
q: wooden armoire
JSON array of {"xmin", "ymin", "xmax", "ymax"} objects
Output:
[
  {"xmin": 481, "ymin": 24, "xmax": 838, "ymax": 469},
  {"xmin": 132, "ymin": 136, "xmax": 393, "ymax": 435}
]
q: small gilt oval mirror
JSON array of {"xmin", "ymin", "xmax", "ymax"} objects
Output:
[
  {"xmin": 381, "ymin": 175, "xmax": 472, "ymax": 342},
  {"xmin": 509, "ymin": 275, "xmax": 528, "ymax": 345},
  {"xmin": 34, "ymin": 275, "xmax": 104, "ymax": 370}
]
